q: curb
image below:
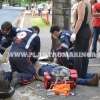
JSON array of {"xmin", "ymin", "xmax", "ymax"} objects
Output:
[{"xmin": 88, "ymin": 64, "xmax": 100, "ymax": 67}]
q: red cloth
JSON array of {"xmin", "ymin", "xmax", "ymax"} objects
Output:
[{"xmin": 92, "ymin": 3, "xmax": 100, "ymax": 27}]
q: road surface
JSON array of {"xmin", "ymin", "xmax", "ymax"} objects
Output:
[{"xmin": 0, "ymin": 7, "xmax": 23, "ymax": 26}]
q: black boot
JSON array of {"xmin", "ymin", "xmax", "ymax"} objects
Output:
[{"xmin": 87, "ymin": 74, "xmax": 99, "ymax": 86}]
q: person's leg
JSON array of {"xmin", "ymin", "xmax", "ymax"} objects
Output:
[
  {"xmin": 73, "ymin": 54, "xmax": 88, "ymax": 78},
  {"xmin": 76, "ymin": 73, "xmax": 99, "ymax": 86},
  {"xmin": 78, "ymin": 36, "xmax": 89, "ymax": 78},
  {"xmin": 72, "ymin": 55, "xmax": 83, "ymax": 78},
  {"xmin": 9, "ymin": 57, "xmax": 18, "ymax": 72},
  {"xmin": 83, "ymin": 73, "xmax": 94, "ymax": 79},
  {"xmin": 81, "ymin": 57, "xmax": 89, "ymax": 78},
  {"xmin": 76, "ymin": 78, "xmax": 89, "ymax": 85},
  {"xmin": 92, "ymin": 27, "xmax": 99, "ymax": 53},
  {"xmin": 9, "ymin": 57, "xmax": 36, "ymax": 83}
]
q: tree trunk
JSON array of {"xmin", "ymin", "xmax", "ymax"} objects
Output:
[
  {"xmin": 52, "ymin": 0, "xmax": 71, "ymax": 30},
  {"xmin": 0, "ymin": 0, "xmax": 3, "ymax": 9}
]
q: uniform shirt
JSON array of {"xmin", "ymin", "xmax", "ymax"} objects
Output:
[
  {"xmin": 92, "ymin": 3, "xmax": 100, "ymax": 27},
  {"xmin": 10, "ymin": 29, "xmax": 40, "ymax": 63},
  {"xmin": 56, "ymin": 31, "xmax": 71, "ymax": 52}
]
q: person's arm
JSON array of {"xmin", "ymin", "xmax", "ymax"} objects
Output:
[
  {"xmin": 93, "ymin": 12, "xmax": 100, "ymax": 18},
  {"xmin": 74, "ymin": 2, "xmax": 85, "ymax": 34},
  {"xmin": 71, "ymin": 3, "xmax": 78, "ymax": 29},
  {"xmin": 56, "ymin": 32, "xmax": 70, "ymax": 52},
  {"xmin": 33, "ymin": 36, "xmax": 40, "ymax": 55},
  {"xmin": 30, "ymin": 36, "xmax": 40, "ymax": 63},
  {"xmin": 60, "ymin": 33, "xmax": 70, "ymax": 49}
]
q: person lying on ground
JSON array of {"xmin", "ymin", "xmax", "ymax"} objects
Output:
[
  {"xmin": 34, "ymin": 62, "xmax": 99, "ymax": 87},
  {"xmin": 0, "ymin": 61, "xmax": 99, "ymax": 88}
]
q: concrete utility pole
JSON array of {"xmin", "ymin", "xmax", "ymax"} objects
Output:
[{"xmin": 52, "ymin": 0, "xmax": 71, "ymax": 30}]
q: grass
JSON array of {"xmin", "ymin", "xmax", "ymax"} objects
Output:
[
  {"xmin": 32, "ymin": 17, "xmax": 48, "ymax": 28},
  {"xmin": 32, "ymin": 17, "xmax": 50, "ymax": 28}
]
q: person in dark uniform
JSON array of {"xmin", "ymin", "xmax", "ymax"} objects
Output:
[
  {"xmin": 8, "ymin": 26, "xmax": 40, "ymax": 85},
  {"xmin": 50, "ymin": 26, "xmax": 71, "ymax": 67},
  {"xmin": 0, "ymin": 21, "xmax": 17, "ymax": 54}
]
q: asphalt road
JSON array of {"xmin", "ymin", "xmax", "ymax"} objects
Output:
[{"xmin": 0, "ymin": 8, "xmax": 23, "ymax": 26}]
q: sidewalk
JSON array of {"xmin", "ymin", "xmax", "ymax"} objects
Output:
[{"xmin": 89, "ymin": 58, "xmax": 100, "ymax": 67}]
